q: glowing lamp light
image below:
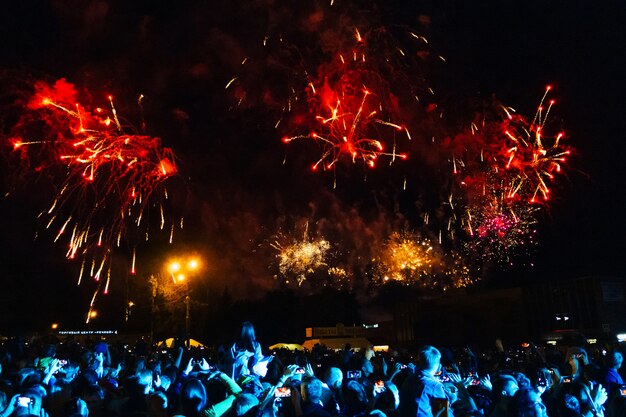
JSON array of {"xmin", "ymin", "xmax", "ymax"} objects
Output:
[
  {"xmin": 187, "ymin": 258, "xmax": 199, "ymax": 271},
  {"xmin": 168, "ymin": 261, "xmax": 181, "ymax": 274}
]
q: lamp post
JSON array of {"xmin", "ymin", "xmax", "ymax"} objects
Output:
[{"xmin": 167, "ymin": 256, "xmax": 201, "ymax": 348}]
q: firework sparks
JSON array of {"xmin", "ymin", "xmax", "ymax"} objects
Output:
[
  {"xmin": 228, "ymin": 7, "xmax": 436, "ymax": 175},
  {"xmin": 5, "ymin": 78, "xmax": 179, "ymax": 310},
  {"xmin": 283, "ymin": 83, "xmax": 410, "ymax": 171},
  {"xmin": 440, "ymin": 86, "xmax": 570, "ymax": 265},
  {"xmin": 451, "ymin": 86, "xmax": 570, "ymax": 204},
  {"xmin": 497, "ymin": 86, "xmax": 570, "ymax": 203},
  {"xmin": 373, "ymin": 231, "xmax": 476, "ymax": 290},
  {"xmin": 271, "ymin": 223, "xmax": 335, "ymax": 286},
  {"xmin": 462, "ymin": 191, "xmax": 539, "ymax": 264}
]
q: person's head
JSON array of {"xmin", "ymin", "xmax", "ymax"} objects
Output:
[
  {"xmin": 233, "ymin": 393, "xmax": 259, "ymax": 417},
  {"xmin": 137, "ymin": 369, "xmax": 153, "ymax": 395},
  {"xmin": 373, "ymin": 382, "xmax": 398, "ymax": 410},
  {"xmin": 532, "ymin": 368, "xmax": 552, "ymax": 395},
  {"xmin": 324, "ymin": 367, "xmax": 343, "ymax": 389},
  {"xmin": 0, "ymin": 391, "xmax": 7, "ymax": 410},
  {"xmin": 416, "ymin": 345, "xmax": 441, "ymax": 374},
  {"xmin": 557, "ymin": 381, "xmax": 596, "ymax": 416},
  {"xmin": 16, "ymin": 368, "xmax": 40, "ymax": 388},
  {"xmin": 180, "ymin": 378, "xmax": 207, "ymax": 417},
  {"xmin": 80, "ymin": 384, "xmax": 104, "ymax": 412},
  {"xmin": 147, "ymin": 391, "xmax": 168, "ymax": 417},
  {"xmin": 353, "ymin": 356, "xmax": 373, "ymax": 377},
  {"xmin": 159, "ymin": 374, "xmax": 171, "ymax": 392},
  {"xmin": 240, "ymin": 375, "xmax": 264, "ymax": 398},
  {"xmin": 64, "ymin": 397, "xmax": 89, "ymax": 417},
  {"xmin": 342, "ymin": 379, "xmax": 367, "ymax": 412},
  {"xmin": 42, "ymin": 344, "xmax": 56, "ymax": 358},
  {"xmin": 508, "ymin": 388, "xmax": 548, "ymax": 417},
  {"xmin": 492, "ymin": 374, "xmax": 520, "ymax": 401},
  {"xmin": 239, "ymin": 321, "xmax": 256, "ymax": 342},
  {"xmin": 608, "ymin": 351, "xmax": 624, "ymax": 370},
  {"xmin": 205, "ymin": 378, "xmax": 228, "ymax": 406},
  {"xmin": 566, "ymin": 347, "xmax": 589, "ymax": 366},
  {"xmin": 301, "ymin": 377, "xmax": 324, "ymax": 404}
]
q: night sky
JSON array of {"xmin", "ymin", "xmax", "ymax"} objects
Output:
[{"xmin": 1, "ymin": 0, "xmax": 625, "ymax": 332}]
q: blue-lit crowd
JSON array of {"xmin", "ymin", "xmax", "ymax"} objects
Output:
[{"xmin": 0, "ymin": 322, "xmax": 624, "ymax": 417}]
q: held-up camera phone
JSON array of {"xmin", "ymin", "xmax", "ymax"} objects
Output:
[
  {"xmin": 17, "ymin": 397, "xmax": 32, "ymax": 407},
  {"xmin": 58, "ymin": 359, "xmax": 68, "ymax": 366},
  {"xmin": 374, "ymin": 380, "xmax": 386, "ymax": 394},
  {"xmin": 295, "ymin": 367, "xmax": 305, "ymax": 374},
  {"xmin": 560, "ymin": 376, "xmax": 572, "ymax": 384},
  {"xmin": 275, "ymin": 387, "xmax": 292, "ymax": 398},
  {"xmin": 619, "ymin": 385, "xmax": 626, "ymax": 397},
  {"xmin": 435, "ymin": 370, "xmax": 450, "ymax": 383},
  {"xmin": 347, "ymin": 370, "xmax": 362, "ymax": 379},
  {"xmin": 467, "ymin": 371, "xmax": 480, "ymax": 385},
  {"xmin": 537, "ymin": 377, "xmax": 548, "ymax": 387}
]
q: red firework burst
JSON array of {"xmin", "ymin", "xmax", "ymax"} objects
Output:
[{"xmin": 6, "ymin": 78, "xmax": 179, "ymax": 313}]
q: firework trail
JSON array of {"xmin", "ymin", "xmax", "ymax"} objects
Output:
[{"xmin": 4, "ymin": 78, "xmax": 179, "ymax": 317}]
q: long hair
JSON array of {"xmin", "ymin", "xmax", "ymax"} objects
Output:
[
  {"xmin": 180, "ymin": 378, "xmax": 207, "ymax": 417},
  {"xmin": 237, "ymin": 321, "xmax": 257, "ymax": 352}
]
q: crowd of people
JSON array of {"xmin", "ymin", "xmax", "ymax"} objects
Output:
[{"xmin": 0, "ymin": 321, "xmax": 624, "ymax": 417}]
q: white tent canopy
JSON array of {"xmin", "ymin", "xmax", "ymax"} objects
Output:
[{"xmin": 302, "ymin": 337, "xmax": 371, "ymax": 351}]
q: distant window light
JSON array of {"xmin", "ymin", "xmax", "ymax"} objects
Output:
[
  {"xmin": 555, "ymin": 314, "xmax": 571, "ymax": 321},
  {"xmin": 617, "ymin": 333, "xmax": 626, "ymax": 343},
  {"xmin": 546, "ymin": 341, "xmax": 557, "ymax": 346},
  {"xmin": 363, "ymin": 324, "xmax": 379, "ymax": 329},
  {"xmin": 587, "ymin": 338, "xmax": 598, "ymax": 344}
]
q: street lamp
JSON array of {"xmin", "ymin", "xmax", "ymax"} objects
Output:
[{"xmin": 166, "ymin": 255, "xmax": 202, "ymax": 348}]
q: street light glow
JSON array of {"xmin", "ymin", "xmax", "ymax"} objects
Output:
[
  {"xmin": 168, "ymin": 261, "xmax": 181, "ymax": 274},
  {"xmin": 187, "ymin": 258, "xmax": 199, "ymax": 271}
]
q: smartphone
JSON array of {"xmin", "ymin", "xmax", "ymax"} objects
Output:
[
  {"xmin": 295, "ymin": 367, "xmax": 305, "ymax": 374},
  {"xmin": 17, "ymin": 397, "xmax": 32, "ymax": 407},
  {"xmin": 275, "ymin": 387, "xmax": 291, "ymax": 398},
  {"xmin": 437, "ymin": 373, "xmax": 451, "ymax": 382},
  {"xmin": 619, "ymin": 385, "xmax": 626, "ymax": 397},
  {"xmin": 560, "ymin": 376, "xmax": 572, "ymax": 384},
  {"xmin": 58, "ymin": 359, "xmax": 68, "ymax": 366},
  {"xmin": 374, "ymin": 380, "xmax": 386, "ymax": 394},
  {"xmin": 347, "ymin": 370, "xmax": 362, "ymax": 379}
]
